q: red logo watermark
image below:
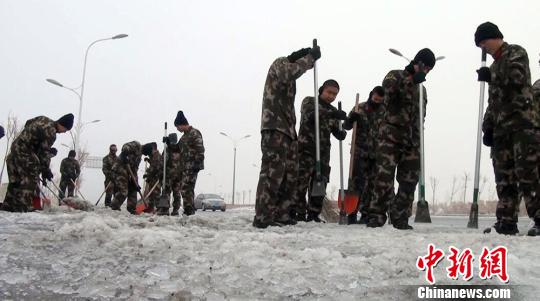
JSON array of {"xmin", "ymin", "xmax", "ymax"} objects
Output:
[{"xmin": 416, "ymin": 244, "xmax": 509, "ymax": 284}]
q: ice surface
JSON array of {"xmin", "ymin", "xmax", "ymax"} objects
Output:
[{"xmin": 0, "ymin": 207, "xmax": 538, "ymax": 300}]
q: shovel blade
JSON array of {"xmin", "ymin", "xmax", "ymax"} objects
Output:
[
  {"xmin": 135, "ymin": 200, "xmax": 146, "ymax": 215},
  {"xmin": 414, "ymin": 200, "xmax": 432, "ymax": 223},
  {"xmin": 311, "ymin": 180, "xmax": 326, "ymax": 197},
  {"xmin": 337, "ymin": 190, "xmax": 360, "ymax": 215},
  {"xmin": 467, "ymin": 203, "xmax": 479, "ymax": 229},
  {"xmin": 157, "ymin": 194, "xmax": 170, "ymax": 209}
]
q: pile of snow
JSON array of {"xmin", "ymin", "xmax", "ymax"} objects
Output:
[{"xmin": 0, "ymin": 207, "xmax": 538, "ymax": 300}]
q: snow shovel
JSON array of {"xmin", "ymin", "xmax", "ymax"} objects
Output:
[
  {"xmin": 336, "ymin": 102, "xmax": 348, "ymax": 225},
  {"xmin": 310, "ymin": 38, "xmax": 326, "ymax": 198},
  {"xmin": 95, "ymin": 182, "xmax": 111, "ymax": 206},
  {"xmin": 338, "ymin": 93, "xmax": 360, "ymax": 215},
  {"xmin": 70, "ymin": 178, "xmax": 88, "ymax": 203},
  {"xmin": 414, "ymin": 61, "xmax": 431, "ymax": 223},
  {"xmin": 467, "ymin": 49, "xmax": 488, "ymax": 229},
  {"xmin": 136, "ymin": 180, "xmax": 160, "ymax": 214}
]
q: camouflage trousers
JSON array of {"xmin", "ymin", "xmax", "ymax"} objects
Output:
[
  {"xmin": 143, "ymin": 179, "xmax": 161, "ymax": 210},
  {"xmin": 492, "ymin": 130, "xmax": 540, "ymax": 224},
  {"xmin": 350, "ymin": 156, "xmax": 377, "ymax": 217},
  {"xmin": 180, "ymin": 169, "xmax": 199, "ymax": 211},
  {"xmin": 58, "ymin": 177, "xmax": 75, "ymax": 200},
  {"xmin": 104, "ymin": 178, "xmax": 114, "ymax": 207},
  {"xmin": 255, "ymin": 130, "xmax": 298, "ymax": 223},
  {"xmin": 165, "ymin": 174, "xmax": 183, "ymax": 210},
  {"xmin": 111, "ymin": 166, "xmax": 138, "ymax": 213},
  {"xmin": 369, "ymin": 138, "xmax": 420, "ymax": 225},
  {"xmin": 2, "ymin": 152, "xmax": 40, "ymax": 212},
  {"xmin": 296, "ymin": 151, "xmax": 330, "ymax": 214}
]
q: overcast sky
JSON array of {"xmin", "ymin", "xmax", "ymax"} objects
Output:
[{"xmin": 1, "ymin": 0, "xmax": 540, "ymax": 204}]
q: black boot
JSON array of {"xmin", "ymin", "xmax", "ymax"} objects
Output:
[
  {"xmin": 183, "ymin": 207, "xmax": 195, "ymax": 216},
  {"xmin": 296, "ymin": 213, "xmax": 307, "ymax": 222},
  {"xmin": 306, "ymin": 211, "xmax": 324, "ymax": 223},
  {"xmin": 366, "ymin": 217, "xmax": 385, "ymax": 228},
  {"xmin": 527, "ymin": 219, "xmax": 540, "ymax": 237},
  {"xmin": 252, "ymin": 217, "xmax": 283, "ymax": 229},
  {"xmin": 358, "ymin": 214, "xmax": 369, "ymax": 225},
  {"xmin": 494, "ymin": 221, "xmax": 519, "ymax": 235},
  {"xmin": 392, "ymin": 219, "xmax": 413, "ymax": 230},
  {"xmin": 347, "ymin": 213, "xmax": 358, "ymax": 225}
]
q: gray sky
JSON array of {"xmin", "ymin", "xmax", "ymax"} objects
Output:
[{"xmin": 1, "ymin": 0, "xmax": 540, "ymax": 204}]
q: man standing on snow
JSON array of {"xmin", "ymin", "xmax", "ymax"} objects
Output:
[
  {"xmin": 343, "ymin": 86, "xmax": 386, "ymax": 224},
  {"xmin": 2, "ymin": 114, "xmax": 74, "ymax": 212},
  {"xmin": 142, "ymin": 142, "xmax": 162, "ymax": 213},
  {"xmin": 253, "ymin": 44, "xmax": 321, "ymax": 228},
  {"xmin": 475, "ymin": 22, "xmax": 540, "ymax": 236},
  {"xmin": 110, "ymin": 141, "xmax": 142, "ymax": 214},
  {"xmin": 58, "ymin": 150, "xmax": 80, "ymax": 200},
  {"xmin": 175, "ymin": 111, "xmax": 204, "ymax": 216},
  {"xmin": 368, "ymin": 48, "xmax": 436, "ymax": 230},
  {"xmin": 102, "ymin": 144, "xmax": 118, "ymax": 207},
  {"xmin": 296, "ymin": 79, "xmax": 347, "ymax": 223}
]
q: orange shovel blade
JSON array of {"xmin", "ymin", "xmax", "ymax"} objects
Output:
[
  {"xmin": 337, "ymin": 191, "xmax": 360, "ymax": 215},
  {"xmin": 135, "ymin": 201, "xmax": 146, "ymax": 215}
]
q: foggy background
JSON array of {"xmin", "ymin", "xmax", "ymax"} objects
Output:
[{"xmin": 1, "ymin": 0, "xmax": 539, "ymax": 205}]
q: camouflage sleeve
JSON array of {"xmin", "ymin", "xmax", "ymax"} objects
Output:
[
  {"xmin": 75, "ymin": 161, "xmax": 81, "ymax": 178},
  {"xmin": 60, "ymin": 159, "xmax": 67, "ymax": 175},
  {"xmin": 482, "ymin": 99, "xmax": 494, "ymax": 132},
  {"xmin": 269, "ymin": 56, "xmax": 315, "ymax": 85},
  {"xmin": 37, "ymin": 125, "xmax": 57, "ymax": 172},
  {"xmin": 532, "ymin": 79, "xmax": 540, "ymax": 101},
  {"xmin": 102, "ymin": 157, "xmax": 111, "ymax": 178},
  {"xmin": 192, "ymin": 130, "xmax": 205, "ymax": 164},
  {"xmin": 505, "ymin": 46, "xmax": 530, "ymax": 89},
  {"xmin": 300, "ymin": 97, "xmax": 315, "ymax": 124}
]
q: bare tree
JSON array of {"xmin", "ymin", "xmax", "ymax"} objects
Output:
[
  {"xmin": 448, "ymin": 175, "xmax": 458, "ymax": 203},
  {"xmin": 1, "ymin": 113, "xmax": 22, "ymax": 182},
  {"xmin": 429, "ymin": 176, "xmax": 438, "ymax": 207},
  {"xmin": 462, "ymin": 172, "xmax": 470, "ymax": 203}
]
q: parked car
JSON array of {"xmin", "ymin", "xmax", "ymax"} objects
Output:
[{"xmin": 195, "ymin": 193, "xmax": 226, "ymax": 211}]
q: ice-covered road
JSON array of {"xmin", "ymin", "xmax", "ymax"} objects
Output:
[{"xmin": 0, "ymin": 207, "xmax": 538, "ymax": 300}]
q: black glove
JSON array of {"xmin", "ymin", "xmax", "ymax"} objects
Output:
[
  {"xmin": 477, "ymin": 67, "xmax": 491, "ymax": 82},
  {"xmin": 329, "ymin": 110, "xmax": 347, "ymax": 120},
  {"xmin": 287, "ymin": 48, "xmax": 311, "ymax": 63},
  {"xmin": 163, "ymin": 136, "xmax": 170, "ymax": 145},
  {"xmin": 143, "ymin": 173, "xmax": 148, "ymax": 180},
  {"xmin": 333, "ymin": 130, "xmax": 347, "ymax": 141},
  {"xmin": 42, "ymin": 169, "xmax": 53, "ymax": 183},
  {"xmin": 412, "ymin": 71, "xmax": 426, "ymax": 84},
  {"xmin": 193, "ymin": 161, "xmax": 202, "ymax": 172},
  {"xmin": 309, "ymin": 45, "xmax": 321, "ymax": 61},
  {"xmin": 348, "ymin": 111, "xmax": 362, "ymax": 123},
  {"xmin": 119, "ymin": 152, "xmax": 129, "ymax": 164},
  {"xmin": 482, "ymin": 129, "xmax": 493, "ymax": 147},
  {"xmin": 144, "ymin": 157, "xmax": 150, "ymax": 162},
  {"xmin": 50, "ymin": 147, "xmax": 58, "ymax": 157}
]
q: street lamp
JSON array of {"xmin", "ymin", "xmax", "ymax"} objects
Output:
[
  {"xmin": 220, "ymin": 132, "xmax": 251, "ymax": 205},
  {"xmin": 46, "ymin": 33, "xmax": 128, "ymax": 163}
]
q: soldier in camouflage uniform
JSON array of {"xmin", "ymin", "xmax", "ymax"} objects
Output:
[
  {"xmin": 110, "ymin": 141, "xmax": 142, "ymax": 214},
  {"xmin": 102, "ymin": 144, "xmax": 117, "ymax": 207},
  {"xmin": 1, "ymin": 114, "xmax": 74, "ymax": 212},
  {"xmin": 253, "ymin": 45, "xmax": 321, "ymax": 228},
  {"xmin": 142, "ymin": 142, "xmax": 162, "ymax": 213},
  {"xmin": 175, "ymin": 111, "xmax": 204, "ymax": 216},
  {"xmin": 343, "ymin": 86, "xmax": 386, "ymax": 224},
  {"xmin": 160, "ymin": 141, "xmax": 183, "ymax": 216},
  {"xmin": 58, "ymin": 150, "xmax": 80, "ymax": 199},
  {"xmin": 368, "ymin": 48, "xmax": 435, "ymax": 230},
  {"xmin": 474, "ymin": 22, "xmax": 540, "ymax": 236},
  {"xmin": 296, "ymin": 79, "xmax": 347, "ymax": 222}
]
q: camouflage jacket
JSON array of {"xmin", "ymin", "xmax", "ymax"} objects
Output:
[
  {"xmin": 60, "ymin": 157, "xmax": 80, "ymax": 180},
  {"xmin": 144, "ymin": 151, "xmax": 163, "ymax": 183},
  {"xmin": 298, "ymin": 96, "xmax": 340, "ymax": 164},
  {"xmin": 344, "ymin": 101, "xmax": 385, "ymax": 159},
  {"xmin": 179, "ymin": 126, "xmax": 205, "ymax": 171},
  {"xmin": 483, "ymin": 43, "xmax": 540, "ymax": 136},
  {"xmin": 380, "ymin": 69, "xmax": 427, "ymax": 147},
  {"xmin": 532, "ymin": 79, "xmax": 540, "ymax": 103},
  {"xmin": 10, "ymin": 116, "xmax": 57, "ymax": 172},
  {"xmin": 102, "ymin": 153, "xmax": 117, "ymax": 180},
  {"xmin": 260, "ymin": 55, "xmax": 315, "ymax": 140},
  {"xmin": 166, "ymin": 143, "xmax": 183, "ymax": 179},
  {"xmin": 112, "ymin": 141, "xmax": 142, "ymax": 176}
]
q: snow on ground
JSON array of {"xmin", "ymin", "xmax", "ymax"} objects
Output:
[{"xmin": 0, "ymin": 206, "xmax": 539, "ymax": 300}]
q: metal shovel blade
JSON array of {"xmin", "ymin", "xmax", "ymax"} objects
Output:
[
  {"xmin": 311, "ymin": 180, "xmax": 326, "ymax": 197},
  {"xmin": 467, "ymin": 202, "xmax": 479, "ymax": 229},
  {"xmin": 414, "ymin": 200, "xmax": 432, "ymax": 223}
]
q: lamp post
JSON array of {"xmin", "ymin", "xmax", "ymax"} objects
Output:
[
  {"xmin": 46, "ymin": 34, "xmax": 128, "ymax": 162},
  {"xmin": 220, "ymin": 132, "xmax": 251, "ymax": 205}
]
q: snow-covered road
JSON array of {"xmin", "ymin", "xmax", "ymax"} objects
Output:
[{"xmin": 0, "ymin": 207, "xmax": 538, "ymax": 300}]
